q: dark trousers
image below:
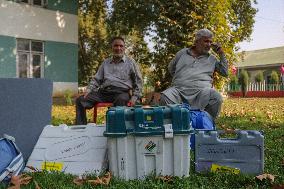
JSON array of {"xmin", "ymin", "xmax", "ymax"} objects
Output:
[{"xmin": 75, "ymin": 87, "xmax": 130, "ymax": 125}]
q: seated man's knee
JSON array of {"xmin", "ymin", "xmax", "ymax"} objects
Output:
[
  {"xmin": 76, "ymin": 95, "xmax": 84, "ymax": 105},
  {"xmin": 159, "ymin": 88, "xmax": 181, "ymax": 105},
  {"xmin": 211, "ymin": 90, "xmax": 223, "ymax": 104},
  {"xmin": 159, "ymin": 94, "xmax": 170, "ymax": 105},
  {"xmin": 205, "ymin": 89, "xmax": 223, "ymax": 119}
]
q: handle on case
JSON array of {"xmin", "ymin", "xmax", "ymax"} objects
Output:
[
  {"xmin": 59, "ymin": 124, "xmax": 87, "ymax": 131},
  {"xmin": 217, "ymin": 130, "xmax": 239, "ymax": 139},
  {"xmin": 3, "ymin": 134, "xmax": 15, "ymax": 142},
  {"xmin": 216, "ymin": 130, "xmax": 263, "ymax": 140},
  {"xmin": 134, "ymin": 106, "xmax": 164, "ymax": 128},
  {"xmin": 70, "ymin": 126, "xmax": 87, "ymax": 130}
]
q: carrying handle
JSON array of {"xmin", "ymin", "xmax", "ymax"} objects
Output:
[
  {"xmin": 69, "ymin": 126, "xmax": 87, "ymax": 130},
  {"xmin": 217, "ymin": 130, "xmax": 239, "ymax": 139},
  {"xmin": 3, "ymin": 134, "xmax": 15, "ymax": 142},
  {"xmin": 134, "ymin": 106, "xmax": 164, "ymax": 127},
  {"xmin": 216, "ymin": 130, "xmax": 263, "ymax": 139},
  {"xmin": 59, "ymin": 124, "xmax": 87, "ymax": 131}
]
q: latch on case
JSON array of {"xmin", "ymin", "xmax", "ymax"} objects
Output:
[{"xmin": 164, "ymin": 124, "xmax": 173, "ymax": 138}]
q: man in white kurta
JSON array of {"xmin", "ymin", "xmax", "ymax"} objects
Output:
[{"xmin": 160, "ymin": 29, "xmax": 228, "ymax": 119}]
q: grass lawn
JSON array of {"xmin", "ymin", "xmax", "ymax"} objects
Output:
[{"xmin": 2, "ymin": 98, "xmax": 284, "ymax": 189}]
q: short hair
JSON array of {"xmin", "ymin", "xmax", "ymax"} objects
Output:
[
  {"xmin": 195, "ymin": 29, "xmax": 213, "ymax": 41},
  {"xmin": 111, "ymin": 36, "xmax": 125, "ymax": 44}
]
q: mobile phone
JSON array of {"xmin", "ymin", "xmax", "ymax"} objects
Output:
[{"xmin": 212, "ymin": 43, "xmax": 220, "ymax": 51}]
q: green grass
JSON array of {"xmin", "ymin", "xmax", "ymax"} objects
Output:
[{"xmin": 2, "ymin": 98, "xmax": 284, "ymax": 188}]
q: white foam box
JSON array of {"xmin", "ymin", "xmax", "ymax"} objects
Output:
[{"xmin": 25, "ymin": 124, "xmax": 107, "ymax": 175}]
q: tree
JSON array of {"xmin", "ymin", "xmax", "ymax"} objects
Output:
[
  {"xmin": 108, "ymin": 0, "xmax": 257, "ymax": 91},
  {"xmin": 78, "ymin": 0, "xmax": 109, "ymax": 86},
  {"xmin": 270, "ymin": 71, "xmax": 279, "ymax": 84},
  {"xmin": 255, "ymin": 71, "xmax": 264, "ymax": 83},
  {"xmin": 229, "ymin": 74, "xmax": 239, "ymax": 91},
  {"xmin": 239, "ymin": 70, "xmax": 249, "ymax": 97}
]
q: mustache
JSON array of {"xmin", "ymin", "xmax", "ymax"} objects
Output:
[{"xmin": 113, "ymin": 53, "xmax": 124, "ymax": 58}]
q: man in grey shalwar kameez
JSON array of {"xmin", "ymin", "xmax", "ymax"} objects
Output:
[{"xmin": 160, "ymin": 29, "xmax": 228, "ymax": 119}]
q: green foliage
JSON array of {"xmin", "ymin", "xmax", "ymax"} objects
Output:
[
  {"xmin": 124, "ymin": 30, "xmax": 153, "ymax": 80},
  {"xmin": 238, "ymin": 70, "xmax": 249, "ymax": 97},
  {"xmin": 230, "ymin": 75, "xmax": 238, "ymax": 85},
  {"xmin": 108, "ymin": 0, "xmax": 257, "ymax": 91},
  {"xmin": 270, "ymin": 71, "xmax": 279, "ymax": 84},
  {"xmin": 78, "ymin": 0, "xmax": 109, "ymax": 86},
  {"xmin": 255, "ymin": 71, "xmax": 264, "ymax": 83},
  {"xmin": 63, "ymin": 90, "xmax": 73, "ymax": 106}
]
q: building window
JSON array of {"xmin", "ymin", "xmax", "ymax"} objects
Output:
[
  {"xmin": 17, "ymin": 0, "xmax": 48, "ymax": 7},
  {"xmin": 16, "ymin": 39, "xmax": 44, "ymax": 78}
]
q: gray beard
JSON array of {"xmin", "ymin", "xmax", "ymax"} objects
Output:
[{"xmin": 113, "ymin": 54, "xmax": 124, "ymax": 58}]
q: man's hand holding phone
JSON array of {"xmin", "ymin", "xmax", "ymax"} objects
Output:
[{"xmin": 212, "ymin": 43, "xmax": 224, "ymax": 55}]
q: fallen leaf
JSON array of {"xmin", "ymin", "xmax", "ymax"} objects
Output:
[
  {"xmin": 26, "ymin": 166, "xmax": 40, "ymax": 172},
  {"xmin": 245, "ymin": 185, "xmax": 254, "ymax": 189},
  {"xmin": 256, "ymin": 173, "xmax": 275, "ymax": 182},
  {"xmin": 266, "ymin": 111, "xmax": 273, "ymax": 119},
  {"xmin": 73, "ymin": 177, "xmax": 85, "ymax": 186},
  {"xmin": 272, "ymin": 184, "xmax": 284, "ymax": 189},
  {"xmin": 101, "ymin": 172, "xmax": 111, "ymax": 185},
  {"xmin": 20, "ymin": 175, "xmax": 33, "ymax": 185},
  {"xmin": 240, "ymin": 109, "xmax": 245, "ymax": 115},
  {"xmin": 156, "ymin": 175, "xmax": 173, "ymax": 183},
  {"xmin": 10, "ymin": 175, "xmax": 21, "ymax": 187},
  {"xmin": 76, "ymin": 172, "xmax": 112, "ymax": 186},
  {"xmin": 281, "ymin": 159, "xmax": 284, "ymax": 167},
  {"xmin": 7, "ymin": 185, "xmax": 20, "ymax": 189},
  {"xmin": 8, "ymin": 174, "xmax": 32, "ymax": 189},
  {"xmin": 87, "ymin": 177, "xmax": 104, "ymax": 185},
  {"xmin": 224, "ymin": 128, "xmax": 235, "ymax": 134},
  {"xmin": 250, "ymin": 116, "xmax": 256, "ymax": 122},
  {"xmin": 34, "ymin": 180, "xmax": 41, "ymax": 189}
]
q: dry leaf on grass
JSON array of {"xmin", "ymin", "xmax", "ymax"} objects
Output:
[
  {"xmin": 26, "ymin": 166, "xmax": 40, "ymax": 172},
  {"xmin": 224, "ymin": 128, "xmax": 236, "ymax": 134},
  {"xmin": 73, "ymin": 177, "xmax": 86, "ymax": 186},
  {"xmin": 34, "ymin": 180, "xmax": 41, "ymax": 189},
  {"xmin": 20, "ymin": 175, "xmax": 33, "ymax": 185},
  {"xmin": 266, "ymin": 111, "xmax": 273, "ymax": 119},
  {"xmin": 156, "ymin": 175, "xmax": 173, "ymax": 183},
  {"xmin": 272, "ymin": 184, "xmax": 284, "ymax": 189},
  {"xmin": 101, "ymin": 172, "xmax": 111, "ymax": 185},
  {"xmin": 9, "ymin": 175, "xmax": 21, "ymax": 188},
  {"xmin": 281, "ymin": 159, "xmax": 284, "ymax": 167},
  {"xmin": 87, "ymin": 177, "xmax": 104, "ymax": 185},
  {"xmin": 74, "ymin": 172, "xmax": 111, "ymax": 186},
  {"xmin": 250, "ymin": 116, "xmax": 256, "ymax": 122},
  {"xmin": 8, "ymin": 174, "xmax": 33, "ymax": 189},
  {"xmin": 240, "ymin": 109, "xmax": 245, "ymax": 115},
  {"xmin": 256, "ymin": 173, "xmax": 275, "ymax": 182},
  {"xmin": 7, "ymin": 185, "xmax": 20, "ymax": 189}
]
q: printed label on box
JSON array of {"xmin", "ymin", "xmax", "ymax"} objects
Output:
[
  {"xmin": 211, "ymin": 163, "xmax": 240, "ymax": 174},
  {"xmin": 41, "ymin": 161, "xmax": 63, "ymax": 171}
]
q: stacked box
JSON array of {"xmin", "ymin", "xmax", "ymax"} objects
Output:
[
  {"xmin": 105, "ymin": 105, "xmax": 191, "ymax": 180},
  {"xmin": 195, "ymin": 130, "xmax": 264, "ymax": 175},
  {"xmin": 25, "ymin": 124, "xmax": 107, "ymax": 175}
]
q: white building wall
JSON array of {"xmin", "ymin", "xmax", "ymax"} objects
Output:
[{"xmin": 0, "ymin": 0, "xmax": 78, "ymax": 44}]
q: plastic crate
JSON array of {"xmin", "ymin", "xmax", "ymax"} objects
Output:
[
  {"xmin": 195, "ymin": 130, "xmax": 264, "ymax": 175},
  {"xmin": 25, "ymin": 124, "xmax": 107, "ymax": 175},
  {"xmin": 105, "ymin": 105, "xmax": 191, "ymax": 180}
]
